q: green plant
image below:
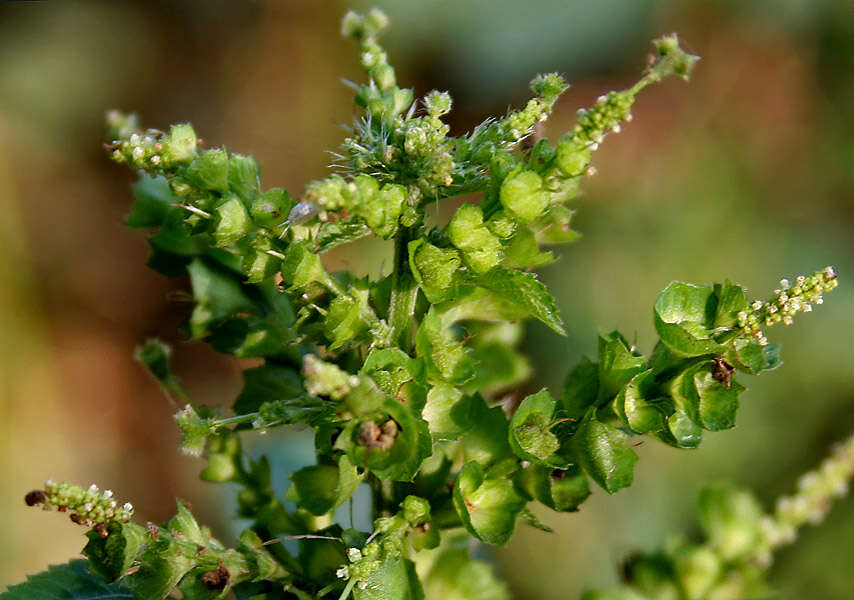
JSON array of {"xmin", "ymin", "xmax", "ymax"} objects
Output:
[{"xmin": 4, "ymin": 8, "xmax": 847, "ymax": 600}]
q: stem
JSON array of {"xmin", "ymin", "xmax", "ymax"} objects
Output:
[{"xmin": 387, "ymin": 226, "xmax": 419, "ymax": 351}]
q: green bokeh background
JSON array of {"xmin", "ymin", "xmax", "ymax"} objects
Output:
[{"xmin": 1, "ymin": 1, "xmax": 852, "ymax": 598}]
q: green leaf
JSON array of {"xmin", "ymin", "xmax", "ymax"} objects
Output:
[
  {"xmin": 227, "ymin": 154, "xmax": 261, "ymax": 202},
  {"xmin": 185, "ymin": 147, "xmax": 229, "ymax": 193},
  {"xmin": 501, "ymin": 226, "xmax": 554, "ymax": 269},
  {"xmin": 460, "ymin": 395, "xmax": 514, "ymax": 467},
  {"xmin": 598, "ymin": 331, "xmax": 645, "ymax": 401},
  {"xmin": 213, "ymin": 196, "xmax": 250, "ymax": 247},
  {"xmin": 517, "ymin": 464, "xmax": 590, "ymax": 513},
  {"xmin": 408, "ymin": 239, "xmax": 462, "ymax": 303},
  {"xmin": 82, "ymin": 522, "xmax": 147, "ymax": 584},
  {"xmin": 353, "ymin": 556, "xmax": 424, "ymax": 600},
  {"xmin": 187, "ymin": 259, "xmax": 255, "ymax": 339},
  {"xmin": 571, "ymin": 409, "xmax": 638, "ymax": 493},
  {"xmin": 694, "ymin": 367, "xmax": 744, "ymax": 431},
  {"xmin": 612, "ymin": 369, "xmax": 666, "ymax": 434},
  {"xmin": 453, "ymin": 462, "xmax": 528, "ymax": 546},
  {"xmin": 422, "ymin": 384, "xmax": 473, "ymax": 441},
  {"xmin": 127, "ymin": 175, "xmax": 182, "ymax": 228},
  {"xmin": 508, "ymin": 389, "xmax": 564, "ymax": 466},
  {"xmin": 286, "ymin": 454, "xmax": 362, "ymax": 515},
  {"xmin": 233, "ymin": 363, "xmax": 302, "ymax": 414},
  {"xmin": 561, "ymin": 356, "xmax": 599, "ymax": 421},
  {"xmin": 654, "ymin": 282, "xmax": 725, "ymax": 357},
  {"xmin": 499, "ymin": 170, "xmax": 550, "ymax": 222},
  {"xmin": 476, "ymin": 267, "xmax": 565, "ymax": 334},
  {"xmin": 658, "ymin": 408, "xmax": 702, "ymax": 448},
  {"xmin": 421, "ymin": 534, "xmax": 510, "ymax": 600},
  {"xmin": 415, "ymin": 309, "xmax": 475, "ymax": 384},
  {"xmin": 0, "ymin": 560, "xmax": 134, "ymax": 600},
  {"xmin": 448, "ymin": 204, "xmax": 503, "ymax": 274},
  {"xmin": 713, "ymin": 281, "xmax": 747, "ymax": 328},
  {"xmin": 281, "ymin": 242, "xmax": 336, "ymax": 290}
]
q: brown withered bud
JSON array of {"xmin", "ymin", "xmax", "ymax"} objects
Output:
[
  {"xmin": 358, "ymin": 419, "xmax": 398, "ymax": 451},
  {"xmin": 201, "ymin": 565, "xmax": 230, "ymax": 590},
  {"xmin": 69, "ymin": 513, "xmax": 85, "ymax": 525},
  {"xmin": 25, "ymin": 490, "xmax": 47, "ymax": 506},
  {"xmin": 712, "ymin": 357, "xmax": 734, "ymax": 388},
  {"xmin": 93, "ymin": 523, "xmax": 110, "ymax": 538},
  {"xmin": 147, "ymin": 523, "xmax": 159, "ymax": 540}
]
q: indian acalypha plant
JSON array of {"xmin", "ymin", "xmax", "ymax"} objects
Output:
[{"xmin": 4, "ymin": 9, "xmax": 851, "ymax": 600}]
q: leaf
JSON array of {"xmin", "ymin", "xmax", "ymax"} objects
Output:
[
  {"xmin": 694, "ymin": 368, "xmax": 744, "ymax": 431},
  {"xmin": 597, "ymin": 331, "xmax": 645, "ymax": 401},
  {"xmin": 408, "ymin": 239, "xmax": 462, "ymax": 303},
  {"xmin": 233, "ymin": 363, "xmax": 303, "ymax": 414},
  {"xmin": 286, "ymin": 454, "xmax": 362, "ymax": 515},
  {"xmin": 127, "ymin": 175, "xmax": 181, "ymax": 228},
  {"xmin": 713, "ymin": 281, "xmax": 747, "ymax": 328},
  {"xmin": 571, "ymin": 409, "xmax": 638, "ymax": 494},
  {"xmin": 187, "ymin": 259, "xmax": 255, "ymax": 339},
  {"xmin": 561, "ymin": 356, "xmax": 599, "ymax": 421},
  {"xmin": 415, "ymin": 309, "xmax": 475, "ymax": 385},
  {"xmin": 476, "ymin": 267, "xmax": 565, "ymax": 334},
  {"xmin": 83, "ymin": 522, "xmax": 147, "ymax": 584},
  {"xmin": 421, "ymin": 534, "xmax": 510, "ymax": 600},
  {"xmin": 353, "ymin": 556, "xmax": 424, "ymax": 600},
  {"xmin": 453, "ymin": 462, "xmax": 528, "ymax": 546},
  {"xmin": 422, "ymin": 384, "xmax": 473, "ymax": 441},
  {"xmin": 654, "ymin": 282, "xmax": 725, "ymax": 357},
  {"xmin": 0, "ymin": 560, "xmax": 134, "ymax": 600},
  {"xmin": 499, "ymin": 170, "xmax": 549, "ymax": 223},
  {"xmin": 508, "ymin": 390, "xmax": 564, "ymax": 466},
  {"xmin": 213, "ymin": 195, "xmax": 250, "ymax": 247},
  {"xmin": 612, "ymin": 369, "xmax": 666, "ymax": 434},
  {"xmin": 460, "ymin": 394, "xmax": 514, "ymax": 467}
]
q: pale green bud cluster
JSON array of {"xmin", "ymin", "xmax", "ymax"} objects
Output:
[
  {"xmin": 737, "ymin": 266, "xmax": 838, "ymax": 345},
  {"xmin": 107, "ymin": 119, "xmax": 198, "ymax": 173},
  {"xmin": 303, "ymin": 354, "xmax": 360, "ymax": 400},
  {"xmin": 31, "ymin": 480, "xmax": 134, "ymax": 525},
  {"xmin": 174, "ymin": 404, "xmax": 215, "ymax": 457},
  {"xmin": 759, "ymin": 431, "xmax": 854, "ymax": 561}
]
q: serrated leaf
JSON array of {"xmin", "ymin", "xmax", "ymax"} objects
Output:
[
  {"xmin": 571, "ymin": 409, "xmax": 638, "ymax": 494},
  {"xmin": 1, "ymin": 560, "xmax": 134, "ymax": 600},
  {"xmin": 476, "ymin": 267, "xmax": 565, "ymax": 334}
]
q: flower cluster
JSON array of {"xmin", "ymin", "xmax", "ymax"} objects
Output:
[
  {"xmin": 759, "ymin": 431, "xmax": 854, "ymax": 557},
  {"xmin": 25, "ymin": 480, "xmax": 134, "ymax": 527},
  {"xmin": 737, "ymin": 266, "xmax": 838, "ymax": 345}
]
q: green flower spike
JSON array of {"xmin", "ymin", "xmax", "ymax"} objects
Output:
[
  {"xmin": 26, "ymin": 480, "xmax": 134, "ymax": 527},
  {"xmin": 737, "ymin": 266, "xmax": 838, "ymax": 346}
]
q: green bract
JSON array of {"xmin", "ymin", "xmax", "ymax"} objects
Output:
[{"xmin": 12, "ymin": 8, "xmax": 847, "ymax": 600}]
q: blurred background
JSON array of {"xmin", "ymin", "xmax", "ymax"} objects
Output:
[{"xmin": 1, "ymin": 0, "xmax": 853, "ymax": 597}]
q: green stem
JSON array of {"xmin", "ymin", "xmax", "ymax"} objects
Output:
[{"xmin": 387, "ymin": 226, "xmax": 419, "ymax": 351}]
